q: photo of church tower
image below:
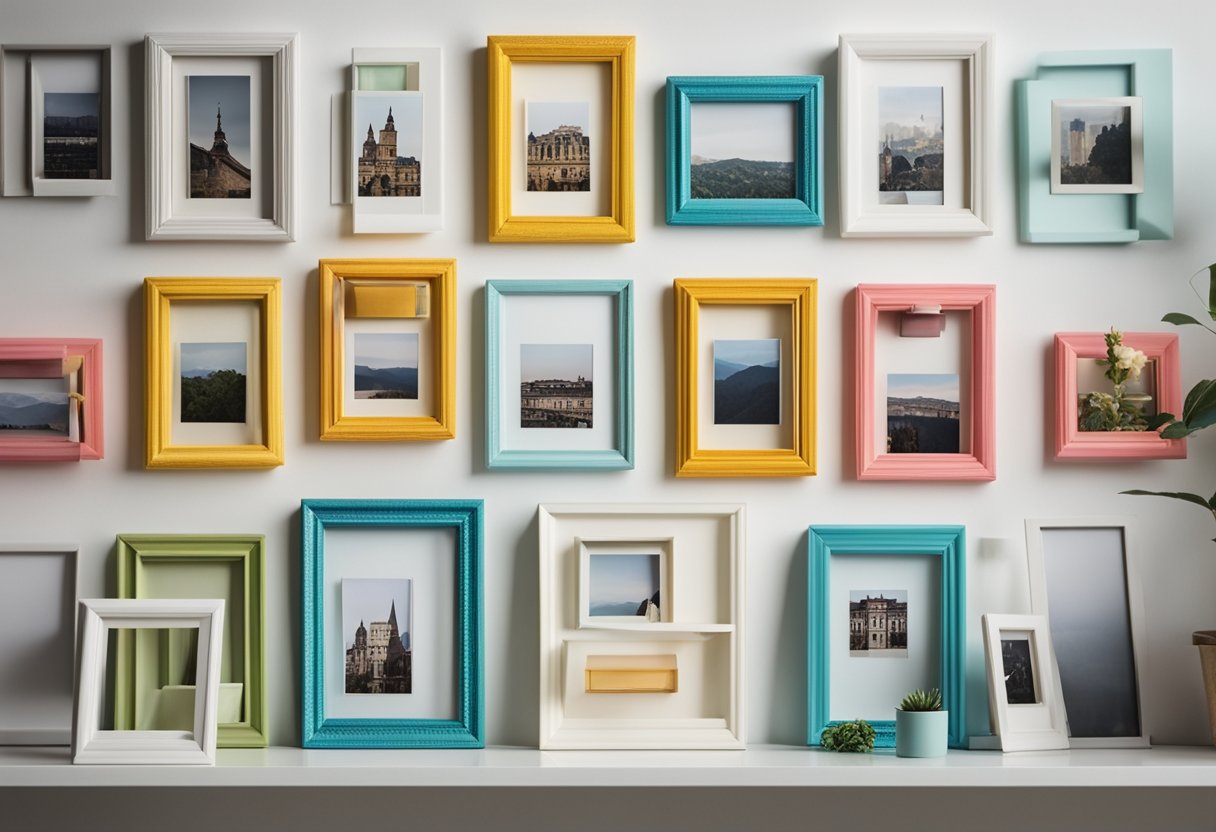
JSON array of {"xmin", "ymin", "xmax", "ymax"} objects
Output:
[
  {"xmin": 187, "ymin": 75, "xmax": 252, "ymax": 199},
  {"xmin": 343, "ymin": 579, "xmax": 413, "ymax": 694},
  {"xmin": 357, "ymin": 100, "xmax": 422, "ymax": 198}
]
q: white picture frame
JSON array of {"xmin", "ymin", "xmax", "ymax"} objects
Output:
[
  {"xmin": 538, "ymin": 504, "xmax": 744, "ymax": 750},
  {"xmin": 577, "ymin": 537, "xmax": 673, "ymax": 628},
  {"xmin": 0, "ymin": 543, "xmax": 78, "ymax": 745},
  {"xmin": 72, "ymin": 598, "xmax": 224, "ymax": 765},
  {"xmin": 144, "ymin": 32, "xmax": 298, "ymax": 241},
  {"xmin": 838, "ymin": 33, "xmax": 993, "ymax": 237},
  {"xmin": 1024, "ymin": 517, "xmax": 1150, "ymax": 748},
  {"xmin": 1049, "ymin": 96, "xmax": 1144, "ymax": 194},
  {"xmin": 981, "ymin": 613, "xmax": 1070, "ymax": 752}
]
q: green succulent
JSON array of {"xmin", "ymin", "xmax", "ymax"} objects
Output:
[
  {"xmin": 898, "ymin": 688, "xmax": 943, "ymax": 712},
  {"xmin": 819, "ymin": 719, "xmax": 876, "ymax": 752}
]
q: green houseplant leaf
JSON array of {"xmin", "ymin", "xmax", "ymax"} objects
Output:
[{"xmin": 820, "ymin": 719, "xmax": 876, "ymax": 752}]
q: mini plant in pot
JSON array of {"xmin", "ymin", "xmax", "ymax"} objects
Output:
[
  {"xmin": 895, "ymin": 687, "xmax": 946, "ymax": 758},
  {"xmin": 819, "ymin": 719, "xmax": 876, "ymax": 753}
]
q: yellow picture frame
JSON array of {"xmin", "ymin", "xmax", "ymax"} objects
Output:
[
  {"xmin": 674, "ymin": 278, "xmax": 817, "ymax": 477},
  {"xmin": 319, "ymin": 258, "xmax": 456, "ymax": 441},
  {"xmin": 144, "ymin": 277, "xmax": 284, "ymax": 469},
  {"xmin": 487, "ymin": 35, "xmax": 635, "ymax": 243}
]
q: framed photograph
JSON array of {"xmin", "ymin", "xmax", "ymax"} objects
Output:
[
  {"xmin": 145, "ymin": 33, "xmax": 298, "ymax": 241},
  {"xmin": 73, "ymin": 598, "xmax": 224, "ymax": 765},
  {"xmin": 0, "ymin": 544, "xmax": 77, "ymax": 744},
  {"xmin": 114, "ymin": 534, "xmax": 267, "ymax": 748},
  {"xmin": 538, "ymin": 503, "xmax": 744, "ymax": 749},
  {"xmin": 981, "ymin": 613, "xmax": 1070, "ymax": 752},
  {"xmin": 1054, "ymin": 332, "xmax": 1184, "ymax": 460},
  {"xmin": 1017, "ymin": 49, "xmax": 1172, "ymax": 243},
  {"xmin": 485, "ymin": 279, "xmax": 633, "ymax": 469},
  {"xmin": 486, "ymin": 35, "xmax": 634, "ymax": 243},
  {"xmin": 674, "ymin": 278, "xmax": 817, "ymax": 477},
  {"xmin": 665, "ymin": 75, "xmax": 823, "ymax": 226},
  {"xmin": 838, "ymin": 34, "xmax": 992, "ymax": 237},
  {"xmin": 807, "ymin": 525, "xmax": 967, "ymax": 749},
  {"xmin": 854, "ymin": 284, "xmax": 995, "ymax": 480},
  {"xmin": 144, "ymin": 277, "xmax": 283, "ymax": 469},
  {"xmin": 0, "ymin": 338, "xmax": 103, "ymax": 462},
  {"xmin": 1024, "ymin": 517, "xmax": 1149, "ymax": 748},
  {"xmin": 1, "ymin": 45, "xmax": 113, "ymax": 197},
  {"xmin": 301, "ymin": 499, "xmax": 484, "ymax": 748},
  {"xmin": 319, "ymin": 259, "xmax": 455, "ymax": 441}
]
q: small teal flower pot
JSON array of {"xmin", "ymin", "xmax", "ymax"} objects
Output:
[{"xmin": 895, "ymin": 709, "xmax": 948, "ymax": 758}]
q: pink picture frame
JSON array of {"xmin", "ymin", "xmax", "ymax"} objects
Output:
[
  {"xmin": 1054, "ymin": 332, "xmax": 1184, "ymax": 460},
  {"xmin": 0, "ymin": 339, "xmax": 104, "ymax": 462},
  {"xmin": 855, "ymin": 284, "xmax": 996, "ymax": 480}
]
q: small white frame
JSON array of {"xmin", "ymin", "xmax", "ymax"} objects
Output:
[
  {"xmin": 838, "ymin": 33, "xmax": 993, "ymax": 237},
  {"xmin": 577, "ymin": 537, "xmax": 673, "ymax": 628},
  {"xmin": 981, "ymin": 613, "xmax": 1070, "ymax": 752},
  {"xmin": 1049, "ymin": 96, "xmax": 1144, "ymax": 194},
  {"xmin": 145, "ymin": 32, "xmax": 298, "ymax": 241},
  {"xmin": 72, "ymin": 598, "xmax": 224, "ymax": 765},
  {"xmin": 1024, "ymin": 517, "xmax": 1150, "ymax": 748}
]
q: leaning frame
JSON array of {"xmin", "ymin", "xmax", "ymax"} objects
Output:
[
  {"xmin": 300, "ymin": 499, "xmax": 484, "ymax": 748},
  {"xmin": 981, "ymin": 612, "xmax": 1070, "ymax": 752},
  {"xmin": 807, "ymin": 525, "xmax": 967, "ymax": 749}
]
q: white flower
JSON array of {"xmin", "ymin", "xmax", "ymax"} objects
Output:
[{"xmin": 1111, "ymin": 344, "xmax": 1148, "ymax": 380}]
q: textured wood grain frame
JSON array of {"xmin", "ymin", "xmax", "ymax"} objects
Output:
[
  {"xmin": 0, "ymin": 338, "xmax": 103, "ymax": 461},
  {"xmin": 144, "ymin": 277, "xmax": 283, "ymax": 469},
  {"xmin": 319, "ymin": 259, "xmax": 456, "ymax": 441},
  {"xmin": 487, "ymin": 35, "xmax": 635, "ymax": 243},
  {"xmin": 114, "ymin": 534, "xmax": 267, "ymax": 748},
  {"xmin": 675, "ymin": 278, "xmax": 817, "ymax": 477},
  {"xmin": 854, "ymin": 284, "xmax": 995, "ymax": 481},
  {"xmin": 1054, "ymin": 332, "xmax": 1184, "ymax": 460}
]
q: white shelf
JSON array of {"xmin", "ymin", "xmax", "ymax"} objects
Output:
[
  {"xmin": 576, "ymin": 623, "xmax": 735, "ymax": 634},
  {"xmin": 2, "ymin": 745, "xmax": 1214, "ymax": 788}
]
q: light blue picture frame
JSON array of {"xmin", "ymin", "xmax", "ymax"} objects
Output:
[
  {"xmin": 301, "ymin": 499, "xmax": 484, "ymax": 748},
  {"xmin": 485, "ymin": 279, "xmax": 634, "ymax": 470},
  {"xmin": 1017, "ymin": 49, "xmax": 1173, "ymax": 243},
  {"xmin": 666, "ymin": 76, "xmax": 823, "ymax": 226},
  {"xmin": 807, "ymin": 525, "xmax": 966, "ymax": 749}
]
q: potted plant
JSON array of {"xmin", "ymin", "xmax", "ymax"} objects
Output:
[
  {"xmin": 1123, "ymin": 263, "xmax": 1216, "ymax": 744},
  {"xmin": 895, "ymin": 687, "xmax": 946, "ymax": 758},
  {"xmin": 1078, "ymin": 328, "xmax": 1151, "ymax": 432},
  {"xmin": 819, "ymin": 719, "xmax": 876, "ymax": 753}
]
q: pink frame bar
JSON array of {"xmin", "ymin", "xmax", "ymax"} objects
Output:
[
  {"xmin": 1054, "ymin": 332, "xmax": 1184, "ymax": 460},
  {"xmin": 855, "ymin": 284, "xmax": 996, "ymax": 481},
  {"xmin": 0, "ymin": 338, "xmax": 104, "ymax": 462}
]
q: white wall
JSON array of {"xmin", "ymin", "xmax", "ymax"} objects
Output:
[{"xmin": 1, "ymin": 0, "xmax": 1215, "ymax": 749}]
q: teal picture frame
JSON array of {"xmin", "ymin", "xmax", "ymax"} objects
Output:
[
  {"xmin": 301, "ymin": 499, "xmax": 484, "ymax": 748},
  {"xmin": 1016, "ymin": 49, "xmax": 1173, "ymax": 243},
  {"xmin": 807, "ymin": 525, "xmax": 966, "ymax": 749},
  {"xmin": 485, "ymin": 279, "xmax": 634, "ymax": 470},
  {"xmin": 666, "ymin": 76, "xmax": 823, "ymax": 226}
]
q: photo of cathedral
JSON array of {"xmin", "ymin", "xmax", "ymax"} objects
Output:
[
  {"xmin": 343, "ymin": 579, "xmax": 413, "ymax": 694},
  {"xmin": 526, "ymin": 100, "xmax": 590, "ymax": 192},
  {"xmin": 187, "ymin": 75, "xmax": 252, "ymax": 199},
  {"xmin": 356, "ymin": 95, "xmax": 422, "ymax": 198}
]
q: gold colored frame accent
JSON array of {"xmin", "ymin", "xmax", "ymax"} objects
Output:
[
  {"xmin": 487, "ymin": 35, "xmax": 635, "ymax": 243},
  {"xmin": 144, "ymin": 277, "xmax": 284, "ymax": 469},
  {"xmin": 319, "ymin": 259, "xmax": 456, "ymax": 441},
  {"xmin": 674, "ymin": 278, "xmax": 817, "ymax": 477}
]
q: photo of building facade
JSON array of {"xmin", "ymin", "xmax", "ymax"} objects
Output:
[
  {"xmin": 189, "ymin": 104, "xmax": 251, "ymax": 198},
  {"xmin": 520, "ymin": 376, "xmax": 593, "ymax": 428},
  {"xmin": 849, "ymin": 593, "xmax": 908, "ymax": 653},
  {"xmin": 526, "ymin": 124, "xmax": 590, "ymax": 191},
  {"xmin": 344, "ymin": 599, "xmax": 412, "ymax": 694},
  {"xmin": 358, "ymin": 106, "xmax": 421, "ymax": 197}
]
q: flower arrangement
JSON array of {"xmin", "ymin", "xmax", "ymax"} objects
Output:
[{"xmin": 1078, "ymin": 328, "xmax": 1150, "ymax": 432}]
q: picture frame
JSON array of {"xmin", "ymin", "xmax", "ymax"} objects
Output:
[
  {"xmin": 1054, "ymin": 332, "xmax": 1184, "ymax": 460},
  {"xmin": 485, "ymin": 279, "xmax": 633, "ymax": 469},
  {"xmin": 486, "ymin": 35, "xmax": 635, "ymax": 243},
  {"xmin": 807, "ymin": 525, "xmax": 967, "ymax": 749},
  {"xmin": 319, "ymin": 259, "xmax": 455, "ymax": 441},
  {"xmin": 665, "ymin": 75, "xmax": 823, "ymax": 226},
  {"xmin": 72, "ymin": 598, "xmax": 224, "ymax": 765},
  {"xmin": 0, "ymin": 338, "xmax": 103, "ymax": 462},
  {"xmin": 981, "ymin": 613, "xmax": 1070, "ymax": 752},
  {"xmin": 300, "ymin": 499, "xmax": 484, "ymax": 749},
  {"xmin": 1, "ymin": 45, "xmax": 114, "ymax": 197},
  {"xmin": 114, "ymin": 534, "xmax": 267, "ymax": 748},
  {"xmin": 144, "ymin": 32, "xmax": 298, "ymax": 241},
  {"xmin": 1017, "ymin": 49, "xmax": 1172, "ymax": 243},
  {"xmin": 1024, "ymin": 517, "xmax": 1150, "ymax": 748},
  {"xmin": 854, "ymin": 284, "xmax": 995, "ymax": 480},
  {"xmin": 144, "ymin": 277, "xmax": 283, "ymax": 469},
  {"xmin": 838, "ymin": 33, "xmax": 992, "ymax": 237},
  {"xmin": 674, "ymin": 278, "xmax": 817, "ymax": 477},
  {"xmin": 538, "ymin": 503, "xmax": 745, "ymax": 749},
  {"xmin": 0, "ymin": 543, "xmax": 77, "ymax": 745}
]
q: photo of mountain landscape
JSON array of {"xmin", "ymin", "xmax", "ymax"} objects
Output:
[
  {"xmin": 886, "ymin": 373, "xmax": 960, "ymax": 453},
  {"xmin": 588, "ymin": 553, "xmax": 661, "ymax": 619},
  {"xmin": 0, "ymin": 378, "xmax": 70, "ymax": 436},
  {"xmin": 180, "ymin": 341, "xmax": 247, "ymax": 423},
  {"xmin": 714, "ymin": 339, "xmax": 780, "ymax": 425},
  {"xmin": 877, "ymin": 86, "xmax": 944, "ymax": 205},
  {"xmin": 690, "ymin": 102, "xmax": 795, "ymax": 199},
  {"xmin": 353, "ymin": 332, "xmax": 419, "ymax": 400}
]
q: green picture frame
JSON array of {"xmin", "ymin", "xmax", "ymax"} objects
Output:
[{"xmin": 114, "ymin": 534, "xmax": 267, "ymax": 747}]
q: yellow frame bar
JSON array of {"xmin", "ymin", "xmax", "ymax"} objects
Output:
[
  {"xmin": 674, "ymin": 278, "xmax": 817, "ymax": 477},
  {"xmin": 487, "ymin": 35, "xmax": 635, "ymax": 243},
  {"xmin": 319, "ymin": 258, "xmax": 456, "ymax": 441},
  {"xmin": 144, "ymin": 277, "xmax": 284, "ymax": 469}
]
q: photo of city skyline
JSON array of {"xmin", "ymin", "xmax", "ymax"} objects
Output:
[
  {"xmin": 878, "ymin": 86, "xmax": 944, "ymax": 205},
  {"xmin": 886, "ymin": 373, "xmax": 960, "ymax": 454},
  {"xmin": 520, "ymin": 343, "xmax": 593, "ymax": 429}
]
